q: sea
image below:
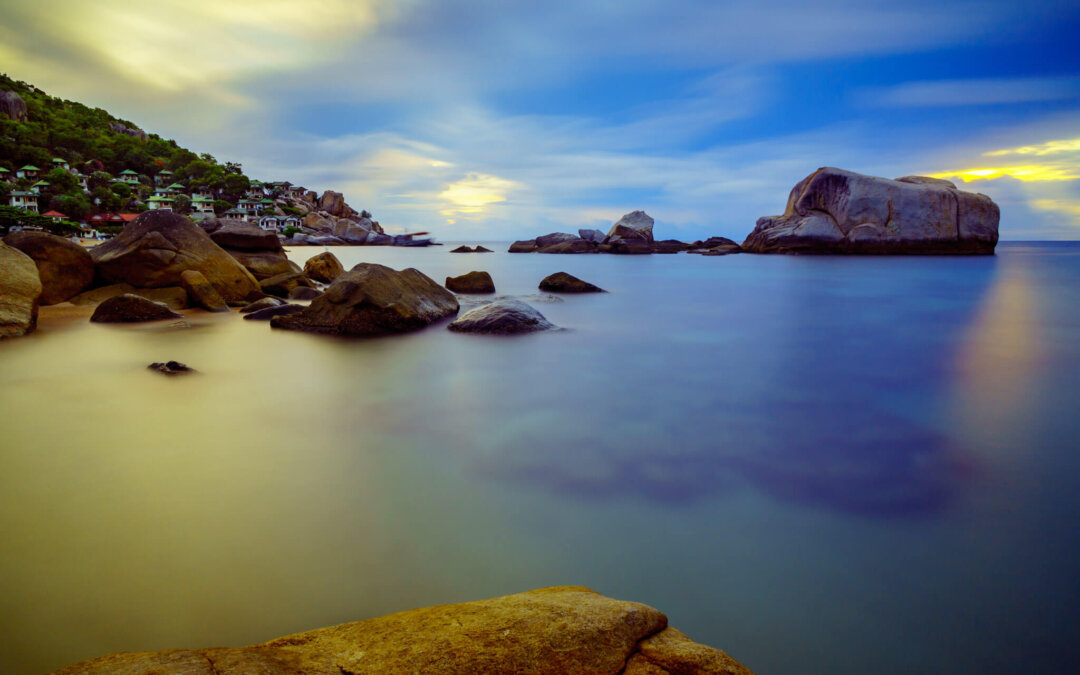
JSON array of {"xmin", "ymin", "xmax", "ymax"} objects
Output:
[{"xmin": 1, "ymin": 241, "xmax": 1078, "ymax": 674}]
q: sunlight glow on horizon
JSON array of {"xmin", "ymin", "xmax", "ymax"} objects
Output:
[{"xmin": 438, "ymin": 173, "xmax": 521, "ymax": 222}]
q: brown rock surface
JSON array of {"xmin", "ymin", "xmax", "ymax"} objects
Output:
[
  {"xmin": 89, "ymin": 210, "xmax": 261, "ymax": 302},
  {"xmin": 316, "ymin": 190, "xmax": 358, "ymax": 219},
  {"xmin": 227, "ymin": 249, "xmax": 298, "ymax": 280},
  {"xmin": 180, "ymin": 270, "xmax": 229, "ymax": 312},
  {"xmin": 4, "ymin": 231, "xmax": 94, "ymax": 304},
  {"xmin": 68, "ymin": 283, "xmax": 188, "ymax": 310},
  {"xmin": 271, "ymin": 263, "xmax": 458, "ymax": 336},
  {"xmin": 0, "ymin": 240, "xmax": 42, "ymax": 338},
  {"xmin": 52, "ymin": 587, "xmax": 754, "ymax": 675},
  {"xmin": 207, "ymin": 220, "xmax": 283, "ymax": 251},
  {"xmin": 0, "ymin": 90, "xmax": 28, "ymax": 122},
  {"xmin": 445, "ymin": 270, "xmax": 495, "ymax": 294},
  {"xmin": 260, "ymin": 272, "xmax": 315, "ymax": 298},
  {"xmin": 539, "ymin": 271, "xmax": 606, "ymax": 293},
  {"xmin": 304, "ymin": 252, "xmax": 345, "ymax": 283},
  {"xmin": 89, "ymin": 294, "xmax": 182, "ymax": 323}
]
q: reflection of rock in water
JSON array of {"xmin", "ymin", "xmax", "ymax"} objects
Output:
[{"xmin": 474, "ymin": 399, "xmax": 974, "ymax": 517}]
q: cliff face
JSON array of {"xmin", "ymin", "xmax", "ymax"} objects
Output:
[
  {"xmin": 0, "ymin": 90, "xmax": 28, "ymax": 122},
  {"xmin": 52, "ymin": 587, "xmax": 755, "ymax": 675}
]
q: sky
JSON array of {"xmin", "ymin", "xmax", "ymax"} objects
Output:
[{"xmin": 2, "ymin": 0, "xmax": 1080, "ymax": 240}]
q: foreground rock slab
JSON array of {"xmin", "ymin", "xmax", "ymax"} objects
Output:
[
  {"xmin": 0, "ymin": 240, "xmax": 42, "ymax": 338},
  {"xmin": 4, "ymin": 231, "xmax": 94, "ymax": 304},
  {"xmin": 271, "ymin": 263, "xmax": 458, "ymax": 336},
  {"xmin": 743, "ymin": 167, "xmax": 999, "ymax": 254},
  {"xmin": 448, "ymin": 298, "xmax": 556, "ymax": 334},
  {"xmin": 539, "ymin": 271, "xmax": 606, "ymax": 293},
  {"xmin": 53, "ymin": 586, "xmax": 754, "ymax": 675},
  {"xmin": 90, "ymin": 294, "xmax": 183, "ymax": 323}
]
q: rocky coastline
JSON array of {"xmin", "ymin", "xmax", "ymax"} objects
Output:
[{"xmin": 52, "ymin": 586, "xmax": 755, "ymax": 675}]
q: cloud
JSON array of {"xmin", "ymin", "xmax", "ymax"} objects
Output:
[{"xmin": 861, "ymin": 77, "xmax": 1080, "ymax": 108}]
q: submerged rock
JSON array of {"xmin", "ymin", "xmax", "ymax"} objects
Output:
[
  {"xmin": 303, "ymin": 251, "xmax": 345, "ymax": 283},
  {"xmin": 538, "ymin": 271, "xmax": 605, "ymax": 293},
  {"xmin": 90, "ymin": 294, "xmax": 182, "ymax": 323},
  {"xmin": 239, "ymin": 297, "xmax": 285, "ymax": 314},
  {"xmin": 147, "ymin": 361, "xmax": 193, "ymax": 375},
  {"xmin": 90, "ymin": 210, "xmax": 262, "ymax": 302},
  {"xmin": 448, "ymin": 298, "xmax": 556, "ymax": 335},
  {"xmin": 445, "ymin": 270, "xmax": 495, "ymax": 294},
  {"xmin": 52, "ymin": 586, "xmax": 755, "ymax": 675},
  {"xmin": 0, "ymin": 241, "xmax": 42, "ymax": 338},
  {"xmin": 243, "ymin": 303, "xmax": 304, "ymax": 321},
  {"xmin": 742, "ymin": 167, "xmax": 999, "ymax": 254},
  {"xmin": 4, "ymin": 231, "xmax": 94, "ymax": 304},
  {"xmin": 474, "ymin": 245, "xmax": 493, "ymax": 253},
  {"xmin": 271, "ymin": 263, "xmax": 458, "ymax": 336}
]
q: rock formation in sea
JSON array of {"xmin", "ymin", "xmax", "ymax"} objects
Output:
[
  {"xmin": 445, "ymin": 270, "xmax": 496, "ymax": 294},
  {"xmin": 201, "ymin": 218, "xmax": 298, "ymax": 280},
  {"xmin": 539, "ymin": 271, "xmax": 606, "ymax": 293},
  {"xmin": 90, "ymin": 210, "xmax": 263, "ymax": 302},
  {"xmin": 303, "ymin": 252, "xmax": 345, "ymax": 283},
  {"xmin": 448, "ymin": 298, "xmax": 556, "ymax": 334},
  {"xmin": 4, "ymin": 231, "xmax": 94, "ymax": 304},
  {"xmin": 742, "ymin": 167, "xmax": 1000, "ymax": 254},
  {"xmin": 508, "ymin": 211, "xmax": 735, "ymax": 255},
  {"xmin": 52, "ymin": 586, "xmax": 755, "ymax": 675},
  {"xmin": 260, "ymin": 271, "xmax": 317, "ymax": 299},
  {"xmin": 270, "ymin": 263, "xmax": 459, "ymax": 336},
  {"xmin": 0, "ymin": 240, "xmax": 42, "ymax": 338}
]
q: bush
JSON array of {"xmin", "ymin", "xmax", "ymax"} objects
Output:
[{"xmin": 282, "ymin": 225, "xmax": 301, "ymax": 238}]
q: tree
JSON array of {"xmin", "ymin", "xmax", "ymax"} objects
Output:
[
  {"xmin": 45, "ymin": 167, "xmax": 78, "ymax": 194},
  {"xmin": 213, "ymin": 199, "xmax": 232, "ymax": 215},
  {"xmin": 111, "ymin": 181, "xmax": 132, "ymax": 198},
  {"xmin": 88, "ymin": 171, "xmax": 113, "ymax": 191},
  {"xmin": 173, "ymin": 194, "xmax": 191, "ymax": 214},
  {"xmin": 52, "ymin": 193, "xmax": 91, "ymax": 221}
]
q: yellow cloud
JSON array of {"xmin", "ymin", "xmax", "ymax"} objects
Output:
[
  {"xmin": 930, "ymin": 137, "xmax": 1080, "ymax": 183},
  {"xmin": 439, "ymin": 173, "xmax": 521, "ymax": 219},
  {"xmin": 928, "ymin": 165, "xmax": 1080, "ymax": 182},
  {"xmin": 1030, "ymin": 199, "xmax": 1080, "ymax": 223},
  {"xmin": 984, "ymin": 138, "xmax": 1080, "ymax": 157}
]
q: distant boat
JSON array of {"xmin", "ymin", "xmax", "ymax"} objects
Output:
[{"xmin": 393, "ymin": 232, "xmax": 435, "ymax": 247}]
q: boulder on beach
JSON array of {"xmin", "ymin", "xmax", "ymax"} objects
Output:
[
  {"xmin": 90, "ymin": 294, "xmax": 182, "ymax": 323},
  {"xmin": 227, "ymin": 249, "xmax": 299, "ymax": 280},
  {"xmin": 742, "ymin": 167, "xmax": 1000, "ymax": 254},
  {"xmin": 271, "ymin": 263, "xmax": 459, "ymax": 336},
  {"xmin": 180, "ymin": 270, "xmax": 229, "ymax": 312},
  {"xmin": 0, "ymin": 241, "xmax": 42, "ymax": 338},
  {"xmin": 206, "ymin": 220, "xmax": 281, "ymax": 251},
  {"xmin": 539, "ymin": 271, "xmax": 605, "ymax": 293},
  {"xmin": 244, "ymin": 303, "xmax": 304, "ymax": 321},
  {"xmin": 448, "ymin": 298, "xmax": 556, "ymax": 335},
  {"xmin": 68, "ymin": 283, "xmax": 189, "ymax": 310},
  {"xmin": 239, "ymin": 297, "xmax": 284, "ymax": 314},
  {"xmin": 4, "ymin": 231, "xmax": 94, "ymax": 304},
  {"xmin": 302, "ymin": 213, "xmax": 334, "ymax": 233},
  {"xmin": 89, "ymin": 210, "xmax": 262, "ymax": 302},
  {"xmin": 260, "ymin": 271, "xmax": 316, "ymax": 298},
  {"xmin": 304, "ymin": 252, "xmax": 345, "ymax": 283},
  {"xmin": 446, "ymin": 270, "xmax": 495, "ymax": 294},
  {"xmin": 51, "ymin": 586, "xmax": 755, "ymax": 675}
]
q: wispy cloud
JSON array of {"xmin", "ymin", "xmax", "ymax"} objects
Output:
[{"xmin": 862, "ymin": 77, "xmax": 1080, "ymax": 108}]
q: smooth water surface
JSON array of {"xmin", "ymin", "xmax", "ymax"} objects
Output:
[{"xmin": 1, "ymin": 242, "xmax": 1079, "ymax": 673}]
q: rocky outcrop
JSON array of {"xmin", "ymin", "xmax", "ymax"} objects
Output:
[
  {"xmin": 539, "ymin": 272, "xmax": 605, "ymax": 293},
  {"xmin": 445, "ymin": 270, "xmax": 495, "ymax": 294},
  {"xmin": 108, "ymin": 122, "xmax": 148, "ymax": 140},
  {"xmin": 304, "ymin": 252, "xmax": 345, "ymax": 283},
  {"xmin": 4, "ymin": 231, "xmax": 94, "ymax": 304},
  {"xmin": 742, "ymin": 167, "xmax": 1000, "ymax": 254},
  {"xmin": 302, "ymin": 213, "xmax": 333, "ymax": 233},
  {"xmin": 89, "ymin": 294, "xmax": 182, "ymax": 323},
  {"xmin": 0, "ymin": 241, "xmax": 42, "ymax": 338},
  {"xmin": 68, "ymin": 283, "xmax": 189, "ymax": 310},
  {"xmin": 90, "ymin": 210, "xmax": 262, "ymax": 302},
  {"xmin": 605, "ymin": 210, "xmax": 654, "ymax": 244},
  {"xmin": 508, "ymin": 239, "xmax": 539, "ymax": 253},
  {"xmin": 0, "ymin": 90, "xmax": 28, "ymax": 122},
  {"xmin": 288, "ymin": 286, "xmax": 322, "ymax": 301},
  {"xmin": 448, "ymin": 298, "xmax": 556, "ymax": 335},
  {"xmin": 53, "ymin": 586, "xmax": 754, "ymax": 675},
  {"xmin": 317, "ymin": 190, "xmax": 358, "ymax": 219},
  {"xmin": 180, "ymin": 270, "xmax": 229, "ymax": 312},
  {"xmin": 227, "ymin": 250, "xmax": 299, "ymax": 280},
  {"xmin": 207, "ymin": 220, "xmax": 281, "ymax": 251},
  {"xmin": 260, "ymin": 271, "xmax": 316, "ymax": 298},
  {"xmin": 579, "ymin": 228, "xmax": 605, "ymax": 244},
  {"xmin": 270, "ymin": 263, "xmax": 459, "ymax": 336}
]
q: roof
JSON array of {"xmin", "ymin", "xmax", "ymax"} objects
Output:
[
  {"xmin": 9, "ymin": 190, "xmax": 36, "ymax": 196},
  {"xmin": 118, "ymin": 213, "xmax": 139, "ymax": 221},
  {"xmin": 223, "ymin": 208, "xmax": 245, "ymax": 215},
  {"xmin": 52, "ymin": 158, "xmax": 67, "ymax": 163},
  {"xmin": 158, "ymin": 170, "xmax": 173, "ymax": 174},
  {"xmin": 119, "ymin": 169, "xmax": 138, "ymax": 175},
  {"xmin": 191, "ymin": 195, "xmax": 214, "ymax": 203},
  {"xmin": 147, "ymin": 195, "xmax": 174, "ymax": 202},
  {"xmin": 167, "ymin": 182, "xmax": 185, "ymax": 189},
  {"xmin": 260, "ymin": 198, "xmax": 275, "ymax": 204},
  {"xmin": 19, "ymin": 165, "xmax": 40, "ymax": 171},
  {"xmin": 32, "ymin": 180, "xmax": 49, "ymax": 186},
  {"xmin": 0, "ymin": 167, "xmax": 10, "ymax": 172},
  {"xmin": 42, "ymin": 210, "xmax": 67, "ymax": 218}
]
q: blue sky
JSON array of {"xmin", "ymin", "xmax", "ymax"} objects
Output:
[{"xmin": 2, "ymin": 0, "xmax": 1079, "ymax": 240}]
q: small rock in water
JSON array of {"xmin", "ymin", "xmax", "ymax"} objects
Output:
[
  {"xmin": 448, "ymin": 298, "xmax": 556, "ymax": 335},
  {"xmin": 446, "ymin": 271, "xmax": 496, "ymax": 294},
  {"xmin": 148, "ymin": 360, "xmax": 194, "ymax": 375},
  {"xmin": 538, "ymin": 272, "xmax": 605, "ymax": 293},
  {"xmin": 239, "ymin": 297, "xmax": 285, "ymax": 314}
]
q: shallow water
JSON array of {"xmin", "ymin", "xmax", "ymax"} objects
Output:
[{"xmin": 1, "ymin": 242, "xmax": 1079, "ymax": 673}]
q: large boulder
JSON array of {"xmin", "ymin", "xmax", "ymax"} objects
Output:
[
  {"xmin": 68, "ymin": 283, "xmax": 189, "ymax": 310},
  {"xmin": 604, "ymin": 210, "xmax": 655, "ymax": 244},
  {"xmin": 228, "ymin": 250, "xmax": 299, "ymax": 280},
  {"xmin": 271, "ymin": 263, "xmax": 459, "ymax": 336},
  {"xmin": 0, "ymin": 90, "xmax": 28, "ymax": 122},
  {"xmin": 539, "ymin": 271, "xmax": 605, "ymax": 293},
  {"xmin": 448, "ymin": 298, "xmax": 556, "ymax": 334},
  {"xmin": 535, "ymin": 232, "xmax": 581, "ymax": 248},
  {"xmin": 260, "ymin": 271, "xmax": 316, "ymax": 298},
  {"xmin": 0, "ymin": 241, "xmax": 42, "ymax": 338},
  {"xmin": 207, "ymin": 219, "xmax": 282, "ymax": 251},
  {"xmin": 579, "ymin": 228, "xmax": 606, "ymax": 243},
  {"xmin": 332, "ymin": 218, "xmax": 377, "ymax": 243},
  {"xmin": 302, "ymin": 213, "xmax": 334, "ymax": 233},
  {"xmin": 4, "ymin": 231, "xmax": 94, "ymax": 304},
  {"xmin": 742, "ymin": 167, "xmax": 1000, "ymax": 254},
  {"xmin": 89, "ymin": 210, "xmax": 262, "ymax": 302},
  {"xmin": 508, "ymin": 240, "xmax": 538, "ymax": 253},
  {"xmin": 317, "ymin": 190, "xmax": 358, "ymax": 219},
  {"xmin": 52, "ymin": 587, "xmax": 755, "ymax": 675},
  {"xmin": 180, "ymin": 270, "xmax": 229, "ymax": 312},
  {"xmin": 89, "ymin": 294, "xmax": 182, "ymax": 323},
  {"xmin": 445, "ymin": 270, "xmax": 495, "ymax": 294},
  {"xmin": 304, "ymin": 252, "xmax": 345, "ymax": 283},
  {"xmin": 538, "ymin": 239, "xmax": 597, "ymax": 254}
]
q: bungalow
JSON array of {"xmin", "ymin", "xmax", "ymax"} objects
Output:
[
  {"xmin": 74, "ymin": 173, "xmax": 89, "ymax": 191},
  {"xmin": 258, "ymin": 214, "xmax": 301, "ymax": 232},
  {"xmin": 191, "ymin": 195, "xmax": 215, "ymax": 215},
  {"xmin": 16, "ymin": 165, "xmax": 40, "ymax": 180},
  {"xmin": 259, "ymin": 198, "xmax": 276, "ymax": 213},
  {"xmin": 236, "ymin": 198, "xmax": 260, "ymax": 214},
  {"xmin": 8, "ymin": 191, "xmax": 38, "ymax": 212},
  {"xmin": 41, "ymin": 210, "xmax": 68, "ymax": 222},
  {"xmin": 30, "ymin": 180, "xmax": 50, "ymax": 194},
  {"xmin": 0, "ymin": 167, "xmax": 10, "ymax": 178},
  {"xmin": 52, "ymin": 158, "xmax": 69, "ymax": 171},
  {"xmin": 245, "ymin": 186, "xmax": 263, "ymax": 200},
  {"xmin": 79, "ymin": 223, "xmax": 100, "ymax": 239},
  {"xmin": 285, "ymin": 185, "xmax": 306, "ymax": 198},
  {"xmin": 166, "ymin": 182, "xmax": 186, "ymax": 194},
  {"xmin": 154, "ymin": 169, "xmax": 174, "ymax": 185},
  {"xmin": 194, "ymin": 186, "xmax": 214, "ymax": 198},
  {"xmin": 118, "ymin": 169, "xmax": 140, "ymax": 185},
  {"xmin": 147, "ymin": 194, "xmax": 174, "ymax": 211}
]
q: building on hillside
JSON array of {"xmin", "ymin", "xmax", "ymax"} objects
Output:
[
  {"xmin": 118, "ymin": 169, "xmax": 140, "ymax": 185},
  {"xmin": 285, "ymin": 185, "xmax": 306, "ymax": 198},
  {"xmin": 154, "ymin": 170, "xmax": 174, "ymax": 185},
  {"xmin": 258, "ymin": 198, "xmax": 276, "ymax": 213},
  {"xmin": 194, "ymin": 186, "xmax": 214, "ymax": 198},
  {"xmin": 0, "ymin": 167, "xmax": 10, "ymax": 179},
  {"xmin": 146, "ymin": 195, "xmax": 174, "ymax": 211},
  {"xmin": 41, "ymin": 210, "xmax": 68, "ymax": 222},
  {"xmin": 16, "ymin": 165, "xmax": 40, "ymax": 180},
  {"xmin": 52, "ymin": 158, "xmax": 69, "ymax": 171},
  {"xmin": 258, "ymin": 214, "xmax": 301, "ymax": 232},
  {"xmin": 78, "ymin": 223, "xmax": 100, "ymax": 239},
  {"xmin": 8, "ymin": 191, "xmax": 38, "ymax": 212},
  {"xmin": 166, "ymin": 182, "xmax": 186, "ymax": 194},
  {"xmin": 191, "ymin": 195, "xmax": 215, "ymax": 217},
  {"xmin": 30, "ymin": 180, "xmax": 50, "ymax": 194},
  {"xmin": 74, "ymin": 173, "xmax": 89, "ymax": 191}
]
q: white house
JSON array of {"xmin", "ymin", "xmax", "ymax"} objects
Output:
[
  {"xmin": 146, "ymin": 195, "xmax": 174, "ymax": 211},
  {"xmin": 8, "ymin": 191, "xmax": 38, "ymax": 212},
  {"xmin": 118, "ymin": 169, "xmax": 140, "ymax": 185},
  {"xmin": 16, "ymin": 165, "xmax": 40, "ymax": 180},
  {"xmin": 191, "ymin": 195, "xmax": 215, "ymax": 215},
  {"xmin": 258, "ymin": 214, "xmax": 301, "ymax": 232},
  {"xmin": 51, "ymin": 158, "xmax": 69, "ymax": 171}
]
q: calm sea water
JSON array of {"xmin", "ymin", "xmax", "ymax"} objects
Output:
[{"xmin": 1, "ymin": 242, "xmax": 1079, "ymax": 673}]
